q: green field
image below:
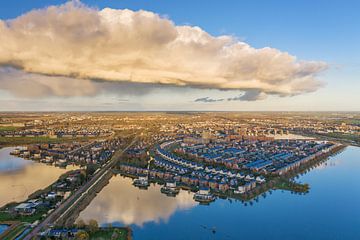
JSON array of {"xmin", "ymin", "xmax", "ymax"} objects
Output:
[
  {"xmin": 326, "ymin": 132, "xmax": 360, "ymax": 142},
  {"xmin": 0, "ymin": 136, "xmax": 94, "ymax": 146},
  {"xmin": 89, "ymin": 228, "xmax": 129, "ymax": 240},
  {"xmin": 0, "ymin": 126, "xmax": 20, "ymax": 132},
  {"xmin": 0, "ymin": 206, "xmax": 49, "ymax": 223}
]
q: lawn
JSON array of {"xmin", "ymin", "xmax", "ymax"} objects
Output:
[
  {"xmin": 90, "ymin": 228, "xmax": 130, "ymax": 240},
  {"xmin": 0, "ymin": 207, "xmax": 49, "ymax": 223}
]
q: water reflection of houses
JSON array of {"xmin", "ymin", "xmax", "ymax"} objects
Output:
[
  {"xmin": 77, "ymin": 177, "xmax": 196, "ymax": 227},
  {"xmin": 119, "ymin": 164, "xmax": 245, "ymax": 198},
  {"xmin": 119, "ymin": 137, "xmax": 342, "ymax": 202}
]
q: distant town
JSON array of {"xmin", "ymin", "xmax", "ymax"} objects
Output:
[{"xmin": 0, "ymin": 112, "xmax": 358, "ymax": 239}]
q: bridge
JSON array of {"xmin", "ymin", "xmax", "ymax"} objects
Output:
[{"xmin": 24, "ymin": 137, "xmax": 137, "ymax": 240}]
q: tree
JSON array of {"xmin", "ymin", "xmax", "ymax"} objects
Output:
[
  {"xmin": 87, "ymin": 219, "xmax": 99, "ymax": 233},
  {"xmin": 79, "ymin": 170, "xmax": 86, "ymax": 184},
  {"xmin": 86, "ymin": 164, "xmax": 98, "ymax": 178},
  {"xmin": 75, "ymin": 231, "xmax": 89, "ymax": 240},
  {"xmin": 76, "ymin": 219, "xmax": 86, "ymax": 229}
]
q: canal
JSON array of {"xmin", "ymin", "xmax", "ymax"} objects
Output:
[
  {"xmin": 78, "ymin": 146, "xmax": 360, "ymax": 240},
  {"xmin": 0, "ymin": 224, "xmax": 9, "ymax": 235},
  {"xmin": 0, "ymin": 147, "xmax": 77, "ymax": 207}
]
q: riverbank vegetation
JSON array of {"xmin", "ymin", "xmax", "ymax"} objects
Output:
[
  {"xmin": 0, "ymin": 222, "xmax": 28, "ymax": 240},
  {"xmin": 74, "ymin": 219, "xmax": 130, "ymax": 240},
  {"xmin": 274, "ymin": 180, "xmax": 309, "ymax": 193}
]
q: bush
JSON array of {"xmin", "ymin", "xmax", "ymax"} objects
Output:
[
  {"xmin": 87, "ymin": 219, "xmax": 99, "ymax": 233},
  {"xmin": 75, "ymin": 230, "xmax": 89, "ymax": 240}
]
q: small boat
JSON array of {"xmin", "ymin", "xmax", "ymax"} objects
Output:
[
  {"xmin": 45, "ymin": 159, "xmax": 53, "ymax": 165},
  {"xmin": 161, "ymin": 182, "xmax": 180, "ymax": 196},
  {"xmin": 133, "ymin": 176, "xmax": 150, "ymax": 189},
  {"xmin": 193, "ymin": 188, "xmax": 215, "ymax": 204},
  {"xmin": 10, "ymin": 148, "xmax": 21, "ymax": 155},
  {"xmin": 55, "ymin": 159, "xmax": 67, "ymax": 167}
]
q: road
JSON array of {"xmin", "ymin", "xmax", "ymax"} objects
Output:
[
  {"xmin": 67, "ymin": 141, "xmax": 96, "ymax": 155},
  {"xmin": 24, "ymin": 137, "xmax": 137, "ymax": 240},
  {"xmin": 67, "ymin": 131, "xmax": 116, "ymax": 155}
]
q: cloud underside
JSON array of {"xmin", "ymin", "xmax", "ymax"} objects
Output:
[
  {"xmin": 195, "ymin": 97, "xmax": 224, "ymax": 103},
  {"xmin": 194, "ymin": 89, "xmax": 268, "ymax": 103},
  {"xmin": 0, "ymin": 0, "xmax": 326, "ymax": 100},
  {"xmin": 0, "ymin": 67, "xmax": 165, "ymax": 98}
]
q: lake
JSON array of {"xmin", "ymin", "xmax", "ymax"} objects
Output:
[
  {"xmin": 0, "ymin": 147, "xmax": 77, "ymax": 207},
  {"xmin": 78, "ymin": 146, "xmax": 360, "ymax": 239}
]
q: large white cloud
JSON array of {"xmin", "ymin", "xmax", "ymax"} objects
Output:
[
  {"xmin": 0, "ymin": 67, "xmax": 163, "ymax": 98},
  {"xmin": 0, "ymin": 0, "xmax": 327, "ymax": 99}
]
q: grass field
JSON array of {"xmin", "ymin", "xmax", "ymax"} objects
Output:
[
  {"xmin": 0, "ymin": 136, "xmax": 94, "ymax": 146},
  {"xmin": 326, "ymin": 132, "xmax": 360, "ymax": 142},
  {"xmin": 0, "ymin": 206, "xmax": 49, "ymax": 223},
  {"xmin": 0, "ymin": 126, "xmax": 21, "ymax": 132},
  {"xmin": 89, "ymin": 228, "xmax": 129, "ymax": 240}
]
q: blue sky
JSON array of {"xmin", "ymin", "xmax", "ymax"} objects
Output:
[{"xmin": 0, "ymin": 0, "xmax": 359, "ymax": 111}]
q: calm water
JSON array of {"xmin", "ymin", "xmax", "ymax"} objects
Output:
[
  {"xmin": 0, "ymin": 147, "xmax": 77, "ymax": 207},
  {"xmin": 80, "ymin": 146, "xmax": 360, "ymax": 240},
  {"xmin": 0, "ymin": 224, "xmax": 9, "ymax": 234}
]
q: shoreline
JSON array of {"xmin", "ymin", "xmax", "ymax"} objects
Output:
[{"xmin": 116, "ymin": 143, "xmax": 346, "ymax": 202}]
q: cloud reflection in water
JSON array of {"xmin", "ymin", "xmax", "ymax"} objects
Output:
[{"xmin": 78, "ymin": 176, "xmax": 196, "ymax": 227}]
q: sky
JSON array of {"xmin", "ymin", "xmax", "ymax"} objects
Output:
[{"xmin": 0, "ymin": 0, "xmax": 359, "ymax": 111}]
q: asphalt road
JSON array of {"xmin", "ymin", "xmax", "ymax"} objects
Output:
[{"xmin": 24, "ymin": 137, "xmax": 137, "ymax": 240}]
